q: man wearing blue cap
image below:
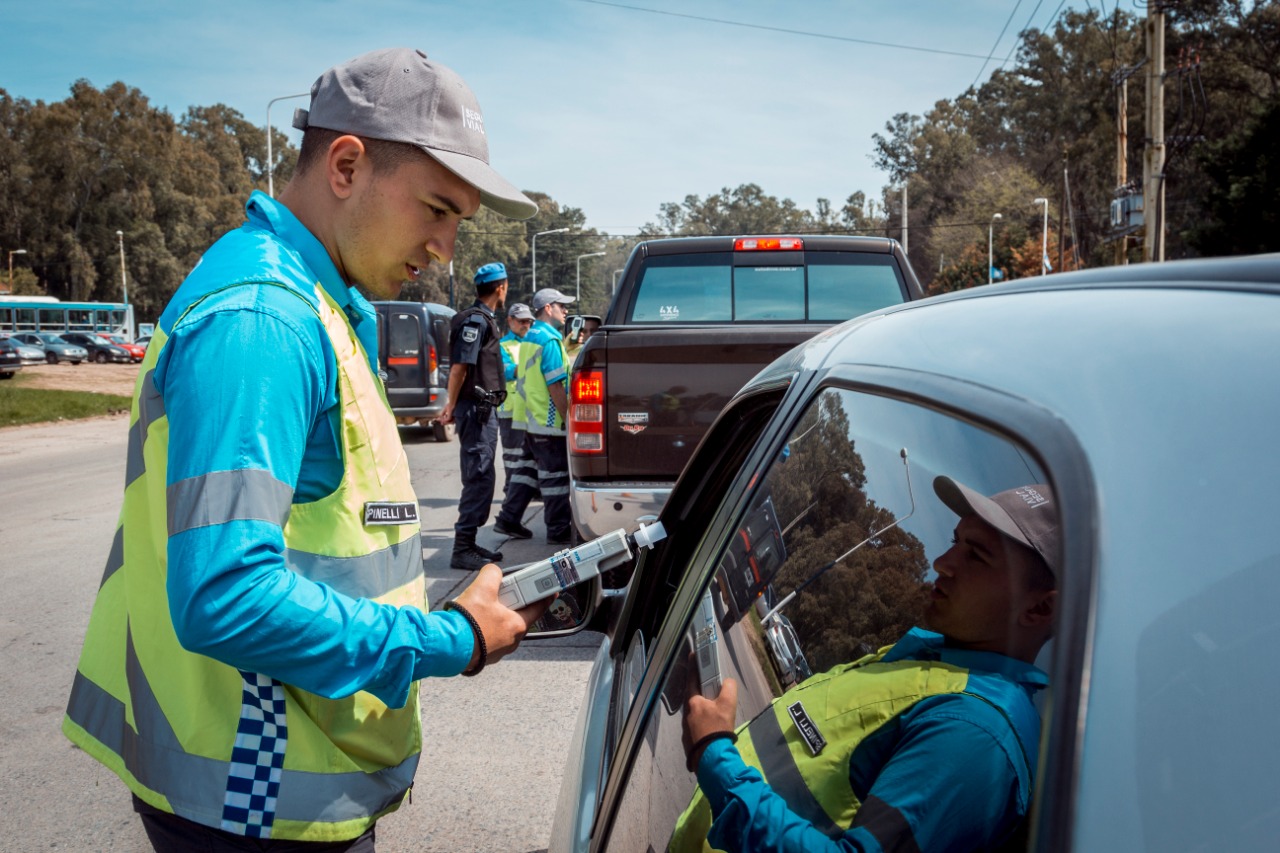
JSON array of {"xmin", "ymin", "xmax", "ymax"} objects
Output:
[{"xmin": 441, "ymin": 262, "xmax": 511, "ymax": 571}]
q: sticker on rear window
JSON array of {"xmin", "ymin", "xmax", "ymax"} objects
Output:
[{"xmin": 659, "ymin": 305, "xmax": 680, "ymax": 321}]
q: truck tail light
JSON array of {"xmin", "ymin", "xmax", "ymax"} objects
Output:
[
  {"xmin": 734, "ymin": 237, "xmax": 804, "ymax": 251},
  {"xmin": 428, "ymin": 345, "xmax": 437, "ymax": 373},
  {"xmin": 570, "ymin": 369, "xmax": 605, "ymax": 455}
]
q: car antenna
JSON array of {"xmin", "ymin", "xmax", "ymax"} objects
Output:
[{"xmin": 760, "ymin": 448, "xmax": 916, "ymax": 626}]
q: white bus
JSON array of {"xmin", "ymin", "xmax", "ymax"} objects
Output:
[{"xmin": 0, "ymin": 296, "xmax": 136, "ymax": 340}]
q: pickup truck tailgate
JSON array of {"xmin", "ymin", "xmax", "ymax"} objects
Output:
[{"xmin": 599, "ymin": 326, "xmax": 816, "ymax": 478}]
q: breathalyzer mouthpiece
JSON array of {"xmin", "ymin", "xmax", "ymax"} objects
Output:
[{"xmin": 631, "ymin": 520, "xmax": 667, "ymax": 551}]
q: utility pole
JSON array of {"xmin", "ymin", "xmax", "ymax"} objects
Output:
[
  {"xmin": 1059, "ymin": 150, "xmax": 1068, "ymax": 273},
  {"xmin": 1115, "ymin": 75, "xmax": 1129, "ymax": 266},
  {"xmin": 901, "ymin": 184, "xmax": 908, "ymax": 254},
  {"xmin": 1143, "ymin": 4, "xmax": 1167, "ymax": 262}
]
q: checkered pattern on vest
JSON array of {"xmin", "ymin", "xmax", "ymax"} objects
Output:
[{"xmin": 220, "ymin": 671, "xmax": 288, "ymax": 837}]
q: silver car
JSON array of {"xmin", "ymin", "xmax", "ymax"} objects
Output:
[
  {"xmin": 12, "ymin": 332, "xmax": 89, "ymax": 365},
  {"xmin": 535, "ymin": 254, "xmax": 1280, "ymax": 853}
]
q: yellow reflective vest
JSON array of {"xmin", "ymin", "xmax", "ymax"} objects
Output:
[{"xmin": 63, "ymin": 282, "xmax": 426, "ymax": 843}]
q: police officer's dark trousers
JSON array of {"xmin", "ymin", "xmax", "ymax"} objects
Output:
[
  {"xmin": 454, "ymin": 397, "xmax": 498, "ymax": 546},
  {"xmin": 496, "ymin": 416, "xmax": 538, "ymax": 528},
  {"xmin": 527, "ymin": 433, "xmax": 572, "ymax": 541}
]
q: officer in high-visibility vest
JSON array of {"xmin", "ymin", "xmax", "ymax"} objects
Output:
[
  {"xmin": 674, "ymin": 478, "xmax": 1059, "ymax": 853},
  {"xmin": 493, "ymin": 302, "xmax": 538, "ymax": 539},
  {"xmin": 62, "ymin": 48, "xmax": 550, "ymax": 851},
  {"xmin": 439, "ymin": 262, "xmax": 511, "ymax": 571},
  {"xmin": 518, "ymin": 287, "xmax": 577, "ymax": 544}
]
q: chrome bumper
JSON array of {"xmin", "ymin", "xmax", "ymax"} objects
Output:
[{"xmin": 570, "ymin": 482, "xmax": 672, "ymax": 540}]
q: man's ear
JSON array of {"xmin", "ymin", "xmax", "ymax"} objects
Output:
[
  {"xmin": 1021, "ymin": 589, "xmax": 1057, "ymax": 629},
  {"xmin": 326, "ymin": 135, "xmax": 367, "ymax": 200}
]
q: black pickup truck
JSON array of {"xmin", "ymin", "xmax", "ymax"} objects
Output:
[{"xmin": 566, "ymin": 235, "xmax": 924, "ymax": 539}]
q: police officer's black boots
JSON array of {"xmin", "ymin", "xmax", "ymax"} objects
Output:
[{"xmin": 450, "ymin": 533, "xmax": 503, "ymax": 572}]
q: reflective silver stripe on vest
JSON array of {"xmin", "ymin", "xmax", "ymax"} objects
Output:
[
  {"xmin": 284, "ymin": 537, "xmax": 423, "ymax": 600},
  {"xmin": 66, "ymin": 630, "xmax": 420, "ymax": 826},
  {"xmin": 125, "ymin": 370, "xmax": 166, "ymax": 487},
  {"xmin": 748, "ymin": 706, "xmax": 844, "ymax": 839},
  {"xmin": 168, "ymin": 469, "xmax": 294, "ymax": 536},
  {"xmin": 99, "ymin": 525, "xmax": 124, "ymax": 589}
]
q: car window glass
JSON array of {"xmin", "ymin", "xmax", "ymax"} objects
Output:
[
  {"xmin": 630, "ymin": 254, "xmax": 733, "ymax": 323},
  {"xmin": 806, "ymin": 253, "xmax": 906, "ymax": 321},
  {"xmin": 733, "ymin": 265, "xmax": 805, "ymax": 321},
  {"xmin": 388, "ymin": 312, "xmax": 421, "ymax": 358},
  {"xmin": 607, "ymin": 386, "xmax": 1055, "ymax": 852}
]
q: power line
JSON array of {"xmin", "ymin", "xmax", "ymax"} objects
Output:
[
  {"xmin": 971, "ymin": 0, "xmax": 1026, "ymax": 91},
  {"xmin": 573, "ymin": 0, "xmax": 1001, "ymax": 61},
  {"xmin": 999, "ymin": 0, "xmax": 1048, "ymax": 69}
]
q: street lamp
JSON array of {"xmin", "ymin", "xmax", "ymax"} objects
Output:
[
  {"xmin": 574, "ymin": 252, "xmax": 606, "ymax": 301},
  {"xmin": 266, "ymin": 92, "xmax": 309, "ymax": 198},
  {"xmin": 115, "ymin": 231, "xmax": 129, "ymax": 305},
  {"xmin": 532, "ymin": 228, "xmax": 569, "ymax": 291},
  {"xmin": 1033, "ymin": 197, "xmax": 1049, "ymax": 276},
  {"xmin": 988, "ymin": 213, "xmax": 1003, "ymax": 285},
  {"xmin": 7, "ymin": 248, "xmax": 26, "ymax": 289}
]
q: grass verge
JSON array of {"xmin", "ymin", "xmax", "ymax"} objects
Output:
[{"xmin": 0, "ymin": 375, "xmax": 131, "ymax": 427}]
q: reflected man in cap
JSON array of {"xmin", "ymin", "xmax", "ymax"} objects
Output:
[
  {"xmin": 675, "ymin": 478, "xmax": 1059, "ymax": 853},
  {"xmin": 440, "ymin": 261, "xmax": 515, "ymax": 571},
  {"xmin": 63, "ymin": 47, "xmax": 550, "ymax": 851},
  {"xmin": 515, "ymin": 287, "xmax": 577, "ymax": 544}
]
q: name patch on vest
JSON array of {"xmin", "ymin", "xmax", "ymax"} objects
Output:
[
  {"xmin": 363, "ymin": 501, "xmax": 419, "ymax": 526},
  {"xmin": 787, "ymin": 701, "xmax": 827, "ymax": 756}
]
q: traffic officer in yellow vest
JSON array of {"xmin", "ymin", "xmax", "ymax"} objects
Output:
[
  {"xmin": 518, "ymin": 287, "xmax": 577, "ymax": 544},
  {"xmin": 438, "ymin": 262, "xmax": 512, "ymax": 571},
  {"xmin": 62, "ymin": 48, "xmax": 550, "ymax": 852},
  {"xmin": 674, "ymin": 479, "xmax": 1059, "ymax": 852},
  {"xmin": 493, "ymin": 302, "xmax": 539, "ymax": 540}
]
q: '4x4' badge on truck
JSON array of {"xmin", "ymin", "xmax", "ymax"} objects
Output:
[{"xmin": 618, "ymin": 412, "xmax": 648, "ymax": 434}]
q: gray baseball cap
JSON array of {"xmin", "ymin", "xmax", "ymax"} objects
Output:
[
  {"xmin": 531, "ymin": 288, "xmax": 575, "ymax": 313},
  {"xmin": 507, "ymin": 303, "xmax": 533, "ymax": 320},
  {"xmin": 293, "ymin": 47, "xmax": 537, "ymax": 220},
  {"xmin": 934, "ymin": 477, "xmax": 1061, "ymax": 577}
]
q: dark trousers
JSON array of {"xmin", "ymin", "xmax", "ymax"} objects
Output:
[
  {"xmin": 454, "ymin": 398, "xmax": 498, "ymax": 543},
  {"xmin": 497, "ymin": 417, "xmax": 538, "ymax": 527},
  {"xmin": 134, "ymin": 795, "xmax": 376, "ymax": 852},
  {"xmin": 527, "ymin": 433, "xmax": 572, "ymax": 539}
]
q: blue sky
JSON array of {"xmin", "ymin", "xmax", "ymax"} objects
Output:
[{"xmin": 3, "ymin": 0, "xmax": 1079, "ymax": 234}]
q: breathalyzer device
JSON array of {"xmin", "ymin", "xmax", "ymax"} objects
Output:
[
  {"xmin": 691, "ymin": 589, "xmax": 723, "ymax": 698},
  {"xmin": 497, "ymin": 521, "xmax": 668, "ymax": 610}
]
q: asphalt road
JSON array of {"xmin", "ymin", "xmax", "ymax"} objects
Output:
[{"xmin": 0, "ymin": 415, "xmax": 602, "ymax": 853}]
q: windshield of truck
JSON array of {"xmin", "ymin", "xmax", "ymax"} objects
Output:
[{"xmin": 629, "ymin": 251, "xmax": 905, "ymax": 323}]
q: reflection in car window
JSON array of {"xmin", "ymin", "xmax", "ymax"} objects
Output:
[{"xmin": 608, "ymin": 387, "xmax": 1058, "ymax": 852}]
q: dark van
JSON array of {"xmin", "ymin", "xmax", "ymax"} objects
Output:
[{"xmin": 372, "ymin": 301, "xmax": 455, "ymax": 442}]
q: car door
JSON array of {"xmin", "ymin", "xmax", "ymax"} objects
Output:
[{"xmin": 580, "ymin": 366, "xmax": 1093, "ymax": 853}]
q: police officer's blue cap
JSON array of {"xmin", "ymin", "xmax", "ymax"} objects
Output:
[{"xmin": 474, "ymin": 263, "xmax": 508, "ymax": 285}]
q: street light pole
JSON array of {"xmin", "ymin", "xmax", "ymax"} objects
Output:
[
  {"xmin": 115, "ymin": 231, "xmax": 129, "ymax": 304},
  {"xmin": 8, "ymin": 248, "xmax": 27, "ymax": 289},
  {"xmin": 532, "ymin": 228, "xmax": 569, "ymax": 291},
  {"xmin": 574, "ymin": 252, "xmax": 606, "ymax": 302},
  {"xmin": 266, "ymin": 92, "xmax": 310, "ymax": 198},
  {"xmin": 1034, "ymin": 197, "xmax": 1049, "ymax": 275},
  {"xmin": 988, "ymin": 213, "xmax": 1003, "ymax": 285}
]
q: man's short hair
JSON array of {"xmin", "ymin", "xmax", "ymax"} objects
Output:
[{"xmin": 294, "ymin": 128, "xmax": 429, "ymax": 177}]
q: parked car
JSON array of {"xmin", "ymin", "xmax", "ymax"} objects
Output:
[
  {"xmin": 0, "ymin": 337, "xmax": 23, "ymax": 379},
  {"xmin": 135, "ymin": 334, "xmax": 152, "ymax": 350},
  {"xmin": 567, "ymin": 235, "xmax": 923, "ymax": 540},
  {"xmin": 11, "ymin": 332, "xmax": 88, "ymax": 364},
  {"xmin": 3, "ymin": 337, "xmax": 47, "ymax": 366},
  {"xmin": 371, "ymin": 301, "xmax": 455, "ymax": 441},
  {"xmin": 538, "ymin": 254, "xmax": 1280, "ymax": 853},
  {"xmin": 105, "ymin": 334, "xmax": 145, "ymax": 362},
  {"xmin": 58, "ymin": 332, "xmax": 132, "ymax": 364}
]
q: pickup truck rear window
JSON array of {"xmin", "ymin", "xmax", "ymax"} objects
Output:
[{"xmin": 629, "ymin": 251, "xmax": 906, "ymax": 323}]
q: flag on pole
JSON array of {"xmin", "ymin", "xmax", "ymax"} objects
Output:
[
  {"xmin": 990, "ymin": 267, "xmax": 1005, "ymax": 281},
  {"xmin": 1043, "ymin": 252, "xmax": 1053, "ymax": 272}
]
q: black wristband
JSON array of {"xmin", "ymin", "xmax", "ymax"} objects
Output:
[
  {"xmin": 444, "ymin": 600, "xmax": 487, "ymax": 677},
  {"xmin": 686, "ymin": 730, "xmax": 737, "ymax": 773}
]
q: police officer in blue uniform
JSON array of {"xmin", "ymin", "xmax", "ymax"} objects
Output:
[{"xmin": 440, "ymin": 262, "xmax": 510, "ymax": 571}]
